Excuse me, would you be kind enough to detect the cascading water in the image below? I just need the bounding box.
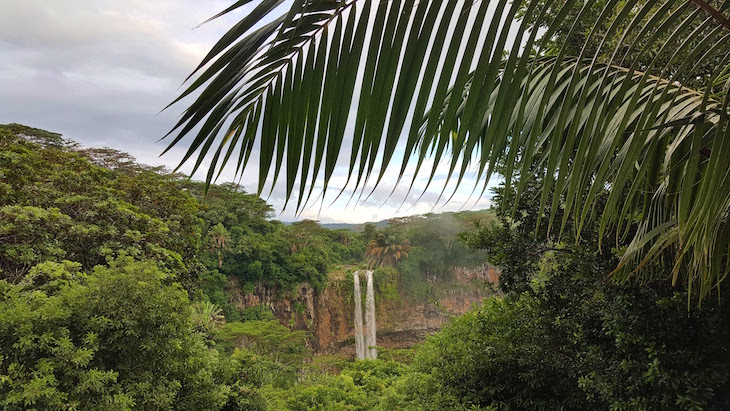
[353,270,377,360]
[365,270,377,359]
[353,271,366,360]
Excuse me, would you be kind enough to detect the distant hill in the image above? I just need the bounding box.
[320,219,390,232]
[317,209,495,232]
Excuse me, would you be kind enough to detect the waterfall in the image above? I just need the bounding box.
[353,270,377,360]
[365,270,377,359]
[353,271,365,360]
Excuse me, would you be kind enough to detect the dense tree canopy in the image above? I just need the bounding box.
[0,258,233,410]
[0,124,376,409]
[388,179,730,410]
[0,126,200,286]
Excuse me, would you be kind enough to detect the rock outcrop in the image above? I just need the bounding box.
[226,264,499,354]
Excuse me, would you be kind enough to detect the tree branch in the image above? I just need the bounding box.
[691,0,730,30]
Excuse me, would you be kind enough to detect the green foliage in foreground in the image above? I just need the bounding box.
[386,181,730,410]
[262,360,407,411]
[400,280,730,410]
[256,279,730,411]
[0,257,264,411]
[5,123,730,409]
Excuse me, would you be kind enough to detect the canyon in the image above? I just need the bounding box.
[226,264,500,354]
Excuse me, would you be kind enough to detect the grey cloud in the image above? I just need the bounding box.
[0,0,493,223]
[0,0,236,148]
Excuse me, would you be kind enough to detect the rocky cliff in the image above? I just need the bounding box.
[226,264,500,355]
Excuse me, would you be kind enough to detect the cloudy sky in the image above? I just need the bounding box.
[0,0,497,223]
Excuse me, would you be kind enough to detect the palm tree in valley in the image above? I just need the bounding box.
[191,301,226,335]
[167,0,730,301]
[209,223,230,269]
[366,233,412,268]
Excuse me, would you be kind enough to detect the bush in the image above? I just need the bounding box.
[0,257,258,410]
[262,360,406,411]
[401,275,730,410]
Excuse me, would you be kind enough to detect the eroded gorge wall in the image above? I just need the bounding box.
[227,264,500,354]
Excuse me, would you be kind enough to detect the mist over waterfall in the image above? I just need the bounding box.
[353,272,365,360]
[365,270,377,359]
[353,270,377,360]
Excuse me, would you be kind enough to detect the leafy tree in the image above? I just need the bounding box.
[0,257,241,410]
[169,0,730,301]
[262,360,406,411]
[0,123,70,148]
[182,181,275,232]
[396,211,492,280]
[399,277,730,410]
[76,146,167,174]
[326,228,367,263]
[284,220,324,253]
[217,350,268,411]
[0,130,201,286]
[216,320,311,387]
[460,179,617,294]
[186,182,362,294]
[361,223,378,242]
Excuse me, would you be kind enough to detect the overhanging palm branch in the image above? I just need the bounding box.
[432,57,729,299]
[167,0,730,300]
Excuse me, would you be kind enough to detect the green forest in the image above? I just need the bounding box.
[4,0,730,409]
[1,124,487,409]
[3,121,730,410]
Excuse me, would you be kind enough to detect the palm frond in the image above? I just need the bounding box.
[169,0,730,300]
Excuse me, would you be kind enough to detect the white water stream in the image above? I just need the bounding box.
[353,270,377,359]
[365,270,377,359]
[353,271,366,360]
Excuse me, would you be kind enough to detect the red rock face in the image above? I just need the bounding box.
[226,264,500,353]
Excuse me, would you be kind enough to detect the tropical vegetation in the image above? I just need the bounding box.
[168,0,730,302]
[365,234,412,268]
[5,0,730,408]
[0,124,487,409]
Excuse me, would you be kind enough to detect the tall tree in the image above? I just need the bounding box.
[168,0,730,300]
[208,223,230,269]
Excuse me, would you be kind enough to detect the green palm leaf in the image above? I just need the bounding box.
[168,0,730,301]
